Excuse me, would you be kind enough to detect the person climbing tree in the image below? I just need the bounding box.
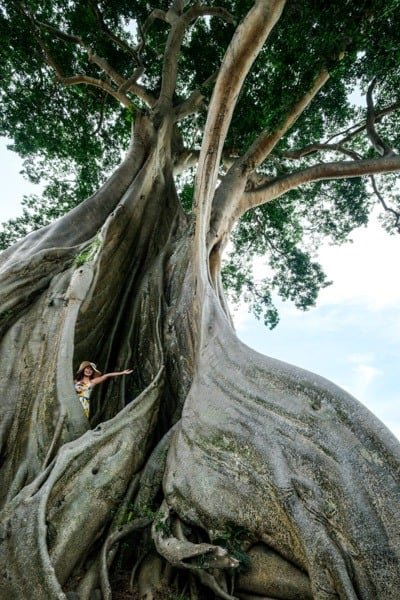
[75,361,133,418]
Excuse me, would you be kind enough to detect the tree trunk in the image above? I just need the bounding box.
[1,114,400,600]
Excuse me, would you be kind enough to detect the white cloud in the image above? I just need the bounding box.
[340,352,382,400]
[0,137,45,224]
[231,300,252,332]
[334,352,384,403]
[318,221,400,310]
[347,352,376,365]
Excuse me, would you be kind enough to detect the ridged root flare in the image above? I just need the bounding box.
[0,115,400,600]
[163,288,400,600]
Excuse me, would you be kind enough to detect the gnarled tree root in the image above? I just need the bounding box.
[0,368,163,600]
[153,500,239,600]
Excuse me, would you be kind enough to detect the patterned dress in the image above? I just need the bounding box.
[74,380,93,418]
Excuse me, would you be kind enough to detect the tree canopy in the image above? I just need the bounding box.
[2,2,400,599]
[1,0,400,326]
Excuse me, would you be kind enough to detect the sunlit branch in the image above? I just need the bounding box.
[208,66,329,248]
[194,0,287,253]
[157,4,233,111]
[157,20,187,108]
[59,75,133,108]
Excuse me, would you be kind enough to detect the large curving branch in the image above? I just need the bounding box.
[238,69,330,174]
[21,5,153,107]
[366,78,394,156]
[275,99,400,163]
[207,68,329,248]
[193,0,287,258]
[58,75,133,108]
[240,154,400,215]
[157,3,234,112]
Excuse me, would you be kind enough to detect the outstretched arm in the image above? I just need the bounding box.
[91,369,133,387]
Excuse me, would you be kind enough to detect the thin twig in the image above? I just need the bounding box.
[325,101,400,145]
[370,175,400,233]
[88,0,139,59]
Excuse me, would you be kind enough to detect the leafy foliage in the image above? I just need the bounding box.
[1,0,400,324]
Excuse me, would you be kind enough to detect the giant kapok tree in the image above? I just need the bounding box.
[1,0,400,598]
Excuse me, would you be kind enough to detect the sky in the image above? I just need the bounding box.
[1,136,399,440]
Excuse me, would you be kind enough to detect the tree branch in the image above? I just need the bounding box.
[174,71,219,120]
[193,0,287,255]
[277,99,400,167]
[241,155,400,214]
[58,75,133,108]
[21,5,151,107]
[87,0,158,108]
[118,72,156,107]
[239,69,330,174]
[88,0,139,60]
[157,4,234,111]
[142,8,167,34]
[370,176,400,233]
[15,3,67,78]
[325,101,400,145]
[35,19,126,87]
[208,66,329,249]
[34,19,81,44]
[366,78,394,156]
[281,142,361,161]
[173,149,200,174]
[184,5,235,24]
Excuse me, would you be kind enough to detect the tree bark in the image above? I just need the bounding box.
[1,111,400,600]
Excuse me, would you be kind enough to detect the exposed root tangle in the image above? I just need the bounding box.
[152,501,239,600]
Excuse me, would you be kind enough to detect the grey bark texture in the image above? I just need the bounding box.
[0,76,400,600]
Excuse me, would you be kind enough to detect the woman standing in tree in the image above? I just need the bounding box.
[75,361,133,418]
